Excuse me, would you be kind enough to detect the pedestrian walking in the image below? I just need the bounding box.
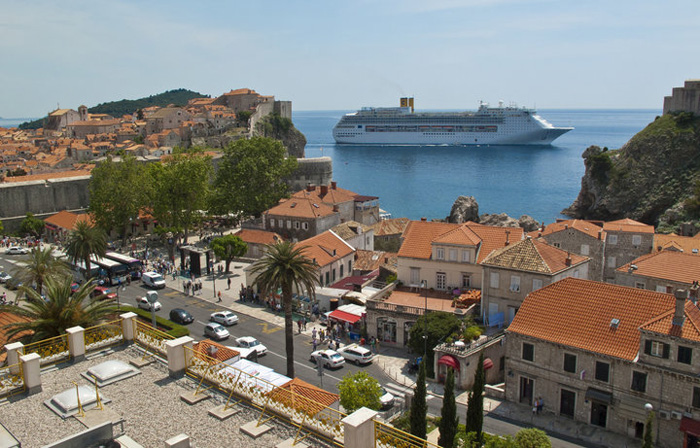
[312,328,317,340]
[297,320,302,334]
[227,278,231,290]
[312,338,318,351]
[217,291,222,302]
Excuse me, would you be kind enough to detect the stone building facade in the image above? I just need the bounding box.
[602,219,655,281]
[614,250,700,294]
[535,219,606,281]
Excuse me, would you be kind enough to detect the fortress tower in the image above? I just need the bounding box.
[663,79,700,115]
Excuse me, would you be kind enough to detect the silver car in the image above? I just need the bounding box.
[310,349,345,369]
[136,296,162,311]
[210,311,239,326]
[204,323,230,341]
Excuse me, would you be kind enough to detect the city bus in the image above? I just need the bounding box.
[68,260,100,283]
[105,251,143,279]
[90,255,130,286]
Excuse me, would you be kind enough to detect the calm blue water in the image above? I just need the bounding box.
[292,109,660,223]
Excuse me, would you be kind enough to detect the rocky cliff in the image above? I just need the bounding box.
[446,195,540,231]
[563,112,700,229]
[255,114,307,158]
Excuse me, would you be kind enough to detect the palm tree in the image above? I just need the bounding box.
[1,276,117,343]
[15,246,69,296]
[249,241,318,378]
[65,220,107,279]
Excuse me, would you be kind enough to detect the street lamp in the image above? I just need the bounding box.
[421,280,428,358]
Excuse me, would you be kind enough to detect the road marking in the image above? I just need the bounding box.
[267,350,343,382]
[164,291,179,297]
[257,322,282,334]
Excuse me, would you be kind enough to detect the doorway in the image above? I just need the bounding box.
[590,401,607,428]
[559,389,575,418]
[519,376,534,405]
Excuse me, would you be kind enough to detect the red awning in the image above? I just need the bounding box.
[483,358,494,370]
[681,417,700,436]
[438,355,460,370]
[329,310,362,324]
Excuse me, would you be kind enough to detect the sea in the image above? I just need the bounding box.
[292,109,661,224]
[2,110,660,224]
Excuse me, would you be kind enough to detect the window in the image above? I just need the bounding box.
[319,274,323,286]
[302,222,309,230]
[595,361,610,382]
[645,340,670,359]
[656,285,668,293]
[435,247,445,260]
[340,265,344,278]
[532,278,543,291]
[410,268,420,285]
[294,221,300,229]
[462,251,471,262]
[563,353,577,373]
[490,272,500,289]
[678,346,692,365]
[632,235,642,246]
[522,343,534,362]
[694,387,700,408]
[332,268,336,282]
[461,274,471,289]
[607,256,616,268]
[269,218,275,227]
[325,272,329,285]
[348,260,352,273]
[510,275,521,293]
[581,244,590,256]
[608,234,618,245]
[287,220,292,229]
[449,249,457,261]
[552,242,561,248]
[436,272,446,290]
[635,282,645,289]
[631,371,647,393]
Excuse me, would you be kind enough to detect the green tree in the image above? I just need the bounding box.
[1,276,117,342]
[249,241,318,377]
[337,371,382,413]
[149,150,212,243]
[514,428,551,448]
[408,311,461,377]
[438,368,458,448]
[19,213,45,237]
[65,220,107,279]
[210,235,248,272]
[466,352,485,444]
[410,361,428,439]
[0,219,4,234]
[15,247,69,296]
[211,137,298,219]
[642,411,654,448]
[89,155,151,245]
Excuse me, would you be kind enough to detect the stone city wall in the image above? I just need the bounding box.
[663,79,700,115]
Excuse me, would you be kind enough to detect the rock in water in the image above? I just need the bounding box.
[447,196,479,223]
[479,213,520,228]
[518,215,540,232]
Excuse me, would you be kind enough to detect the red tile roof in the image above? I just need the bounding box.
[508,278,676,360]
[639,301,700,341]
[264,197,336,219]
[482,237,588,274]
[531,219,605,240]
[44,210,94,231]
[603,218,654,234]
[0,312,31,363]
[654,233,700,254]
[617,250,700,284]
[398,221,459,260]
[299,230,355,268]
[292,184,358,206]
[268,377,338,415]
[2,169,92,183]
[234,229,283,246]
[193,339,240,363]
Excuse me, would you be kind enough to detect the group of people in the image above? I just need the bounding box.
[533,397,545,415]
[239,285,260,304]
[1,237,42,248]
[182,279,203,296]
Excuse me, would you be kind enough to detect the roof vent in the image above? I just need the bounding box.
[610,318,620,329]
[694,249,699,254]
[290,202,297,208]
[313,204,319,208]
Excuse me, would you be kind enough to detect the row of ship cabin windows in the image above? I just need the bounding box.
[435,248,472,263]
[522,340,693,393]
[268,218,309,231]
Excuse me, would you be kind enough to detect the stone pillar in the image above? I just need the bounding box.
[5,342,24,374]
[164,434,190,448]
[20,353,42,395]
[66,326,86,362]
[120,312,138,342]
[342,407,378,448]
[166,336,194,378]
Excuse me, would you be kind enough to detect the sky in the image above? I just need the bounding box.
[2,0,699,117]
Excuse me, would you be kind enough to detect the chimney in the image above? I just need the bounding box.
[320,185,329,195]
[565,252,572,266]
[673,289,688,327]
[306,184,315,192]
[421,217,427,222]
[537,231,542,238]
[690,281,699,304]
[331,181,337,190]
[505,230,510,246]
[384,257,389,264]
[564,224,569,230]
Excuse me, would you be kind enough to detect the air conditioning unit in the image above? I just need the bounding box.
[672,411,683,420]
[659,410,671,420]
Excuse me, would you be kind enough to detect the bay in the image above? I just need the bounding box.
[292,109,661,223]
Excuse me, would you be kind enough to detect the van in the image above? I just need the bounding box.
[142,271,166,289]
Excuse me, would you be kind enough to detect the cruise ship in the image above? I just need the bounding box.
[333,98,573,146]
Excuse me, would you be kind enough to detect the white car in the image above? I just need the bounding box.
[204,323,230,341]
[336,344,375,365]
[310,349,345,369]
[0,272,11,283]
[210,311,239,326]
[235,336,267,356]
[5,246,28,255]
[380,387,395,409]
[142,271,166,289]
[136,296,162,311]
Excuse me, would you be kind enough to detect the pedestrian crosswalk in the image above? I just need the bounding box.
[383,382,411,405]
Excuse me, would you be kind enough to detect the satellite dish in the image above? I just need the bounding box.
[146,291,158,303]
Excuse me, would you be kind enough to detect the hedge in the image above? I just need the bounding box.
[120,306,190,338]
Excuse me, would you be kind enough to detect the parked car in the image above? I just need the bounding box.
[204,323,230,341]
[379,387,395,409]
[136,296,162,311]
[141,271,166,289]
[6,277,22,291]
[210,311,239,326]
[310,349,345,369]
[5,246,28,255]
[169,308,194,324]
[91,285,117,301]
[0,272,11,283]
[336,344,375,365]
[234,336,267,356]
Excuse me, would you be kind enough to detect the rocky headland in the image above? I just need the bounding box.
[446,195,540,232]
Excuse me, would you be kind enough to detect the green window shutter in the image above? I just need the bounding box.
[663,343,670,359]
[644,340,652,355]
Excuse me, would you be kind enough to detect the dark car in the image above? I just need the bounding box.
[169,308,194,325]
[6,277,22,291]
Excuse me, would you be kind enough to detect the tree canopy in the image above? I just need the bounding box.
[438,367,458,448]
[337,371,382,413]
[65,220,108,277]
[15,247,68,296]
[408,311,461,377]
[19,213,45,237]
[210,234,248,272]
[211,137,297,219]
[410,360,428,439]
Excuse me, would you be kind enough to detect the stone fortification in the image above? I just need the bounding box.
[663,79,700,115]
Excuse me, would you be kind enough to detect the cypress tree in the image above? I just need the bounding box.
[642,411,654,448]
[410,360,428,440]
[438,368,458,448]
[466,352,485,443]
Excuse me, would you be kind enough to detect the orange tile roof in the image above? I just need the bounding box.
[397,221,459,259]
[193,339,240,363]
[482,237,588,274]
[531,219,605,240]
[267,377,338,415]
[44,210,94,230]
[2,169,92,183]
[384,289,455,312]
[603,218,654,234]
[432,225,481,246]
[507,278,675,360]
[368,217,410,237]
[234,229,283,245]
[617,251,700,284]
[264,197,337,219]
[654,233,700,254]
[291,184,358,206]
[223,88,258,96]
[299,230,354,267]
[639,300,700,341]
[0,312,31,363]
[353,250,397,272]
[465,223,524,263]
